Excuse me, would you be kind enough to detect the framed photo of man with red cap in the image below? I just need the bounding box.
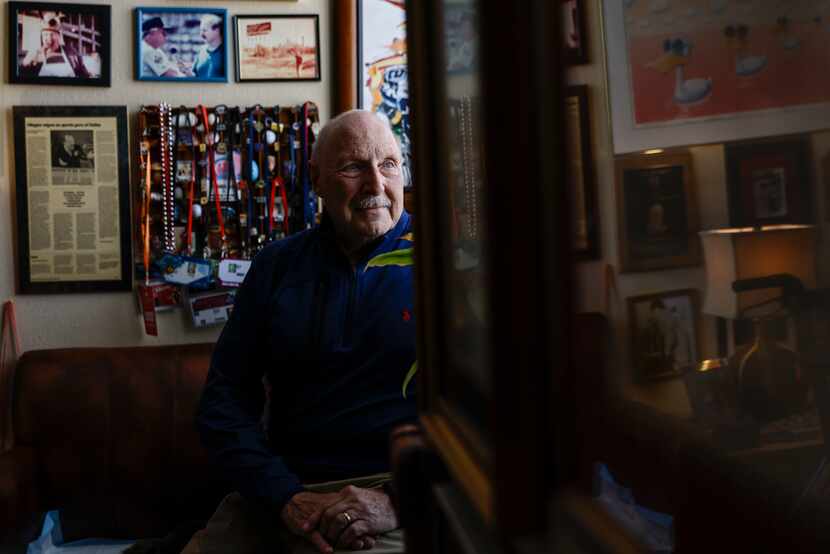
[8,1,111,86]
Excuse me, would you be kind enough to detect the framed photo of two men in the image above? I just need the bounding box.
[135,7,228,82]
[8,1,111,86]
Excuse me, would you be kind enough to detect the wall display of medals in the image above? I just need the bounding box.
[135,102,320,335]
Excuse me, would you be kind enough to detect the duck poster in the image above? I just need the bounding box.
[603,0,830,153]
[358,0,411,187]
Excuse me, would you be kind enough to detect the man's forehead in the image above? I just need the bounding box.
[326,117,400,162]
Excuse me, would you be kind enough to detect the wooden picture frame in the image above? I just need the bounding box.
[8,1,111,87]
[566,85,599,259]
[562,0,587,65]
[628,288,700,382]
[135,7,228,82]
[601,0,830,154]
[233,14,320,82]
[615,151,701,273]
[725,135,813,227]
[404,0,571,536]
[13,106,132,294]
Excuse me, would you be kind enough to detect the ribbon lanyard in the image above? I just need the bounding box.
[187,109,198,256]
[263,115,274,237]
[287,115,297,194]
[301,102,314,229]
[270,108,288,237]
[254,108,266,240]
[229,108,246,253]
[142,137,152,285]
[199,104,226,253]
[247,109,256,246]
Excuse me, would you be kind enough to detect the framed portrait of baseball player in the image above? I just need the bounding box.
[8,1,111,86]
[135,7,228,82]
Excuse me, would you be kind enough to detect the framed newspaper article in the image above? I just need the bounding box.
[13,106,131,294]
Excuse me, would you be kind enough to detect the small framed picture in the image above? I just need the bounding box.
[566,85,599,259]
[725,135,813,227]
[562,0,587,65]
[615,151,701,273]
[8,1,111,86]
[628,289,700,382]
[13,106,132,294]
[233,14,321,82]
[135,7,228,82]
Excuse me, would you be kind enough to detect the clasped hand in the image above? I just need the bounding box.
[281,485,398,552]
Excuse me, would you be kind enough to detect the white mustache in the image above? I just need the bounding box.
[353,196,391,209]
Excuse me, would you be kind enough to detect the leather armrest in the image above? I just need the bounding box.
[0,446,41,544]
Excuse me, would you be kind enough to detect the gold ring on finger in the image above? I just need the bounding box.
[341,511,352,525]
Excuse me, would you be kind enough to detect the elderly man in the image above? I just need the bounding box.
[54,134,82,168]
[184,110,414,554]
[140,17,185,78]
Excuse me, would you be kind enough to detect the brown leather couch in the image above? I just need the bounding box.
[0,343,229,546]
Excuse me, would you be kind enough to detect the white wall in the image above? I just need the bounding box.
[569,0,830,391]
[0,0,332,352]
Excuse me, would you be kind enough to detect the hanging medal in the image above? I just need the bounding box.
[300,102,315,229]
[186,110,198,256]
[199,105,227,259]
[254,107,267,248]
[230,107,248,255]
[286,109,300,233]
[269,109,288,239]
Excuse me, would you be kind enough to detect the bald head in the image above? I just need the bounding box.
[310,110,405,258]
[311,109,401,166]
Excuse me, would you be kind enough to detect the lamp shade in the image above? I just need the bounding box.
[699,225,817,318]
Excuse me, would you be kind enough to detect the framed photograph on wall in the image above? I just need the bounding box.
[8,1,111,86]
[628,289,700,382]
[615,151,701,273]
[725,135,813,227]
[233,14,320,82]
[13,106,132,294]
[601,0,830,154]
[562,0,587,65]
[135,7,227,82]
[566,85,599,259]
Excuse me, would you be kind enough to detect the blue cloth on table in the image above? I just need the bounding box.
[27,510,135,554]
[594,463,675,553]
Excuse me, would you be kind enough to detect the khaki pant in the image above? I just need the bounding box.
[181,474,404,554]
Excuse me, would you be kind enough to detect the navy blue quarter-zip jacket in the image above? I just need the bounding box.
[197,211,417,513]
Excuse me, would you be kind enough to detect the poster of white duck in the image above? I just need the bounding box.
[603,0,830,153]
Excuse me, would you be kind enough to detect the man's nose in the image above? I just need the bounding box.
[362,165,385,195]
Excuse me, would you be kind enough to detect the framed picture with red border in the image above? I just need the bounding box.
[725,135,813,227]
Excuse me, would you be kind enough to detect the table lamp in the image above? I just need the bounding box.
[699,224,817,422]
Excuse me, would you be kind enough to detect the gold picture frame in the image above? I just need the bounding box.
[615,151,701,273]
[627,288,700,382]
